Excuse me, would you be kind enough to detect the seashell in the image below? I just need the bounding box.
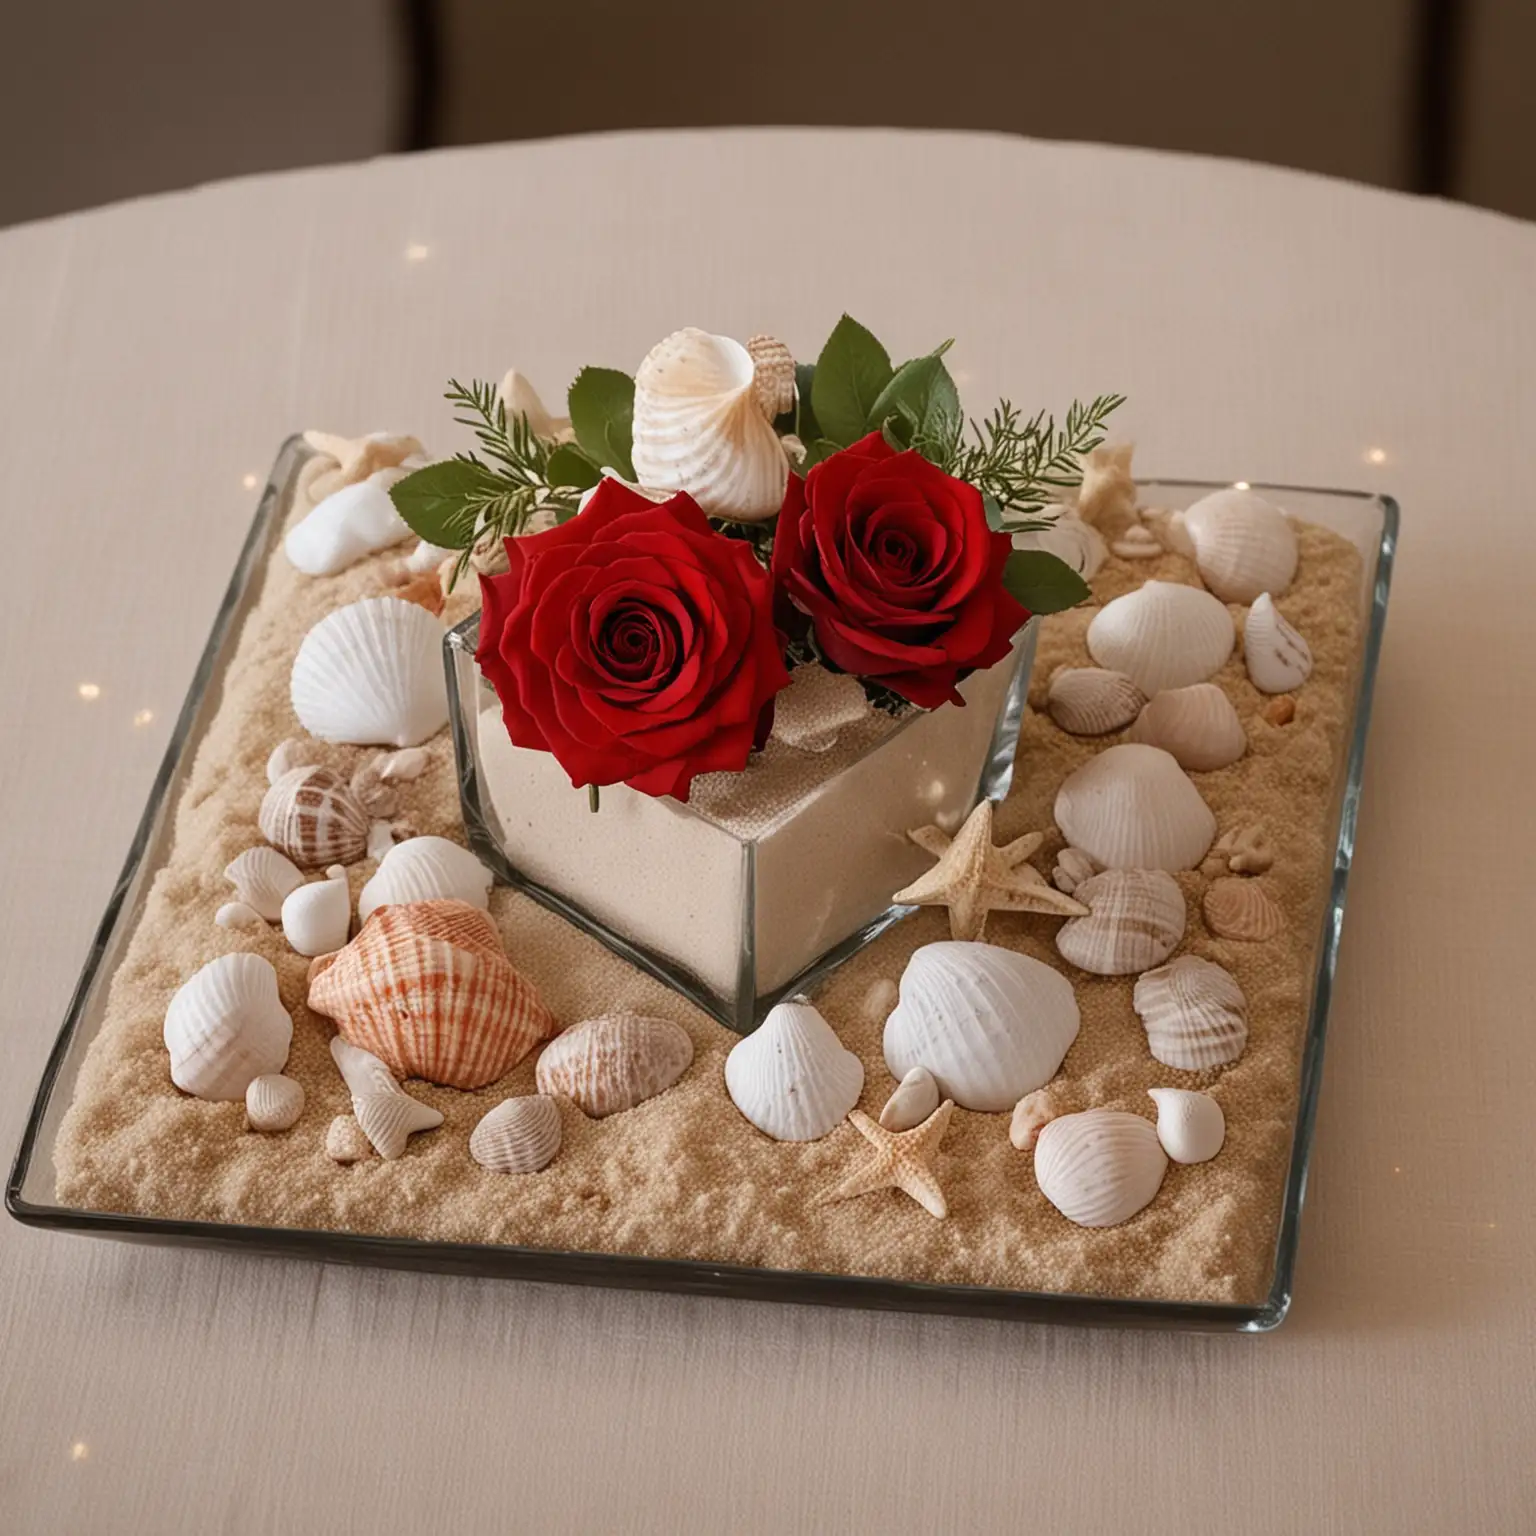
[1052,846,1099,895]
[1168,488,1298,604]
[1054,869,1186,976]
[1133,955,1249,1071]
[357,836,492,924]
[883,941,1079,1113]
[1034,1109,1168,1227]
[376,746,430,782]
[404,538,454,576]
[499,369,571,441]
[325,1114,373,1163]
[393,569,446,617]
[1009,1087,1059,1151]
[224,846,304,920]
[630,328,790,523]
[280,866,351,957]
[329,1036,403,1100]
[1127,683,1246,771]
[366,820,396,861]
[1244,593,1313,694]
[1263,695,1296,727]
[284,478,410,577]
[1203,877,1285,941]
[259,765,371,869]
[536,1012,694,1118]
[290,595,449,748]
[352,1090,443,1160]
[265,737,314,787]
[1054,743,1217,872]
[1046,668,1145,736]
[879,1065,941,1132]
[164,953,292,1101]
[1073,443,1139,536]
[303,430,423,491]
[861,976,899,1023]
[724,997,864,1141]
[1147,1087,1225,1164]
[1111,524,1162,560]
[1013,513,1107,580]
[470,1095,563,1174]
[308,899,556,1089]
[746,334,796,419]
[246,1073,305,1132]
[215,901,266,931]
[1087,580,1235,695]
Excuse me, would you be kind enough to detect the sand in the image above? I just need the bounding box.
[52,457,1365,1306]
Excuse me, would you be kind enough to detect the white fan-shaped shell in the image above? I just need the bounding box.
[225,846,304,920]
[1046,668,1146,736]
[1054,743,1217,871]
[1013,512,1107,580]
[1087,581,1235,694]
[290,595,448,748]
[357,836,493,924]
[1133,955,1249,1070]
[725,998,864,1141]
[1034,1109,1168,1227]
[164,953,292,1101]
[630,328,790,522]
[1054,869,1186,976]
[1170,488,1298,603]
[1127,683,1246,771]
[280,868,351,957]
[246,1073,305,1132]
[883,941,1080,1113]
[284,479,410,577]
[1147,1087,1225,1163]
[470,1096,563,1174]
[1244,593,1313,694]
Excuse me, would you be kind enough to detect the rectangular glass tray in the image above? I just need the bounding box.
[7,437,1397,1332]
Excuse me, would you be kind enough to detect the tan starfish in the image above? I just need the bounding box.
[894,799,1087,940]
[302,429,423,488]
[821,1101,956,1218]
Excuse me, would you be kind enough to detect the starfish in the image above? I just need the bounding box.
[821,1101,956,1218]
[302,429,423,488]
[894,799,1087,940]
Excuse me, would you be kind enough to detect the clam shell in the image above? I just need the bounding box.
[470,1096,563,1174]
[1127,683,1246,771]
[1013,513,1107,580]
[308,899,556,1089]
[1034,1109,1168,1227]
[358,836,494,924]
[1053,743,1217,872]
[280,867,351,958]
[1087,580,1235,694]
[724,997,864,1141]
[536,1012,694,1118]
[630,328,790,522]
[290,595,449,748]
[225,845,304,920]
[284,479,410,577]
[746,334,796,419]
[352,1089,443,1159]
[245,1073,305,1132]
[1054,869,1186,976]
[325,1114,373,1163]
[1110,524,1162,560]
[1203,877,1285,941]
[1148,1087,1225,1163]
[1243,593,1313,694]
[259,765,371,869]
[883,941,1080,1113]
[1009,1087,1059,1151]
[1133,955,1248,1071]
[878,1065,941,1132]
[1170,488,1298,603]
[164,953,292,1101]
[1046,668,1146,736]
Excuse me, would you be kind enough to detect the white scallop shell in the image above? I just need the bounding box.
[470,1096,563,1174]
[1133,955,1249,1071]
[284,479,410,577]
[1046,668,1146,736]
[1053,743,1218,871]
[1087,580,1235,694]
[630,328,790,522]
[1203,877,1285,941]
[1147,1087,1225,1163]
[1244,593,1313,694]
[1034,1109,1168,1227]
[1127,683,1246,771]
[164,953,292,1101]
[280,867,351,958]
[1013,512,1106,580]
[358,836,493,924]
[290,595,449,748]
[883,941,1080,1113]
[1054,869,1186,976]
[215,901,266,931]
[1169,488,1298,603]
[724,997,864,1141]
[245,1073,305,1132]
[224,846,304,921]
[878,1065,941,1132]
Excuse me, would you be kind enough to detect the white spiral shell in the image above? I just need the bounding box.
[164,953,293,1101]
[724,997,864,1141]
[1034,1109,1168,1227]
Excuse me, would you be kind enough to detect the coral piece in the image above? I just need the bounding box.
[1073,443,1139,536]
[324,1115,373,1164]
[1009,1088,1059,1151]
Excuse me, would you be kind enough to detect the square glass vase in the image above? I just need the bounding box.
[446,616,1039,1032]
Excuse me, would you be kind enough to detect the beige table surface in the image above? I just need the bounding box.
[1,129,1531,1534]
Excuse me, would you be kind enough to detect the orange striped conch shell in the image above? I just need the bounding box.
[306,899,556,1089]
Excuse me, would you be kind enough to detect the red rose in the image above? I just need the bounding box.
[770,432,1028,709]
[477,480,789,801]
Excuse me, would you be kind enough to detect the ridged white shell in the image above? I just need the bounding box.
[1013,512,1107,580]
[1127,683,1246,771]
[245,1073,305,1132]
[883,941,1080,1113]
[164,953,292,1101]
[1053,743,1217,871]
[630,328,790,522]
[536,1013,695,1118]
[284,479,410,577]
[1133,955,1249,1070]
[352,1089,443,1159]
[470,1096,563,1174]
[290,595,449,748]
[329,1035,401,1100]
[1054,869,1186,976]
[1034,1109,1168,1227]
[1046,668,1146,736]
[724,997,864,1141]
[1244,593,1313,694]
[1203,877,1285,941]
[1148,1087,1225,1163]
[878,1065,941,1132]
[280,867,351,957]
[224,846,304,920]
[1169,488,1298,603]
[1087,581,1235,694]
[357,836,493,924]
[215,901,265,931]
[1052,847,1099,895]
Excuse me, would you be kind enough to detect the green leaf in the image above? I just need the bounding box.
[811,315,892,447]
[801,437,843,471]
[567,366,636,479]
[545,442,602,490]
[1000,549,1091,616]
[867,348,961,464]
[794,362,821,443]
[388,461,504,549]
